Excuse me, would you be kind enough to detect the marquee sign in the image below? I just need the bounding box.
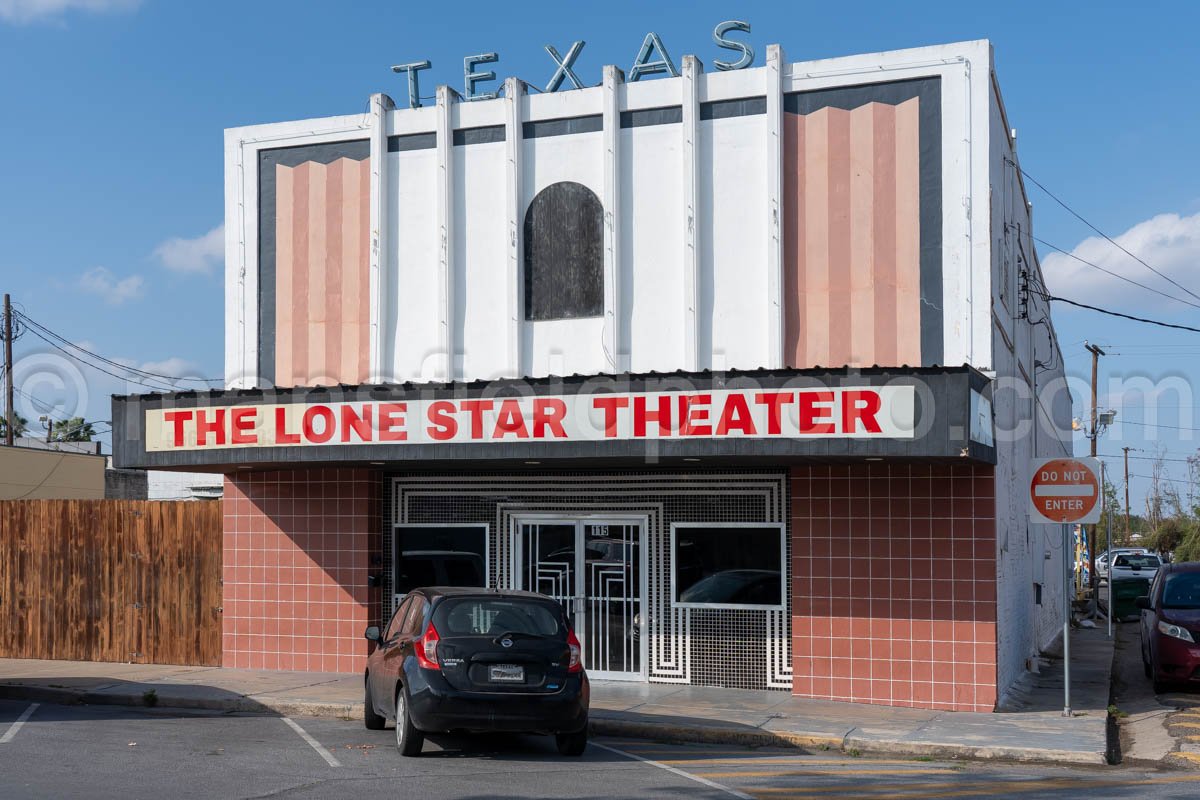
[145,386,915,453]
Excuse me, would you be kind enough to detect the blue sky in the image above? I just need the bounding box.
[1,0,1198,511]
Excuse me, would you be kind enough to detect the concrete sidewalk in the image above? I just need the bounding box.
[0,628,1114,766]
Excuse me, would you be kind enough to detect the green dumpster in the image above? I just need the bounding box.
[1110,577,1151,620]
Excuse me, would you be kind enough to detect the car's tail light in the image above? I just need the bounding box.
[566,629,583,673]
[415,622,441,670]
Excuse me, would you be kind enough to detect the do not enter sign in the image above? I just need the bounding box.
[1029,457,1101,524]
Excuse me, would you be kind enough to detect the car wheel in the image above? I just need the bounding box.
[363,677,386,731]
[394,688,424,756]
[555,725,588,757]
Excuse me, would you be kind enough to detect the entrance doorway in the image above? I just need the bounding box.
[515,517,646,681]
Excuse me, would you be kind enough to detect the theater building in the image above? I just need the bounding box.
[112,39,1072,711]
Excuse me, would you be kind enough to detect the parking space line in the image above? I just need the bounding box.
[592,741,753,799]
[0,703,39,744]
[281,717,341,767]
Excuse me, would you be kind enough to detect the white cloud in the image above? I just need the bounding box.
[1042,211,1200,310]
[153,224,224,274]
[138,356,205,380]
[78,266,145,305]
[0,0,140,24]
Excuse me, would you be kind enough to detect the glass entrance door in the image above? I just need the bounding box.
[518,518,644,681]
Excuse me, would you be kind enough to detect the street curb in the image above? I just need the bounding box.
[591,716,1107,766]
[0,683,1108,766]
[589,716,844,751]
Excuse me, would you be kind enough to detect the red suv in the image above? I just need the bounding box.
[1137,563,1200,693]
[364,587,589,756]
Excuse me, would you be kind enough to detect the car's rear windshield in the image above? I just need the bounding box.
[1114,554,1160,568]
[1163,573,1200,610]
[434,598,563,638]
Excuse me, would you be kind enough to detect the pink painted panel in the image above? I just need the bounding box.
[783,99,923,369]
[273,157,371,387]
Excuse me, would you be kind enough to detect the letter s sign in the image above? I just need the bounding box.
[712,20,754,71]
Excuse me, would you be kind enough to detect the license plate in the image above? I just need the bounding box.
[488,664,525,683]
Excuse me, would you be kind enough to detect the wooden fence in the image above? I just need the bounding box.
[0,500,222,666]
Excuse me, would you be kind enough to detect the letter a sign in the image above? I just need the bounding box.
[1028,457,1101,524]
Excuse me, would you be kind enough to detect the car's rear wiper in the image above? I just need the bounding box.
[491,631,553,644]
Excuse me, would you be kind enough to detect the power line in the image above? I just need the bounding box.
[1115,419,1200,432]
[20,325,179,392]
[1019,167,1200,303]
[1039,293,1200,333]
[1100,452,1197,463]
[1033,235,1200,311]
[1130,473,1196,486]
[14,310,221,385]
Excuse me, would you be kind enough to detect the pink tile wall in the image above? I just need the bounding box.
[791,464,998,712]
[222,468,380,673]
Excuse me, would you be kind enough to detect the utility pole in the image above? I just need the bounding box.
[1085,342,1105,587]
[1123,446,1132,545]
[3,294,13,447]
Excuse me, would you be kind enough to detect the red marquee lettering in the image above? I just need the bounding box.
[715,393,756,436]
[678,394,712,436]
[798,391,835,434]
[459,399,494,439]
[195,408,226,446]
[753,392,795,435]
[842,390,882,434]
[426,400,458,441]
[340,404,373,443]
[162,409,193,447]
[494,399,530,439]
[303,405,335,444]
[532,398,567,438]
[633,395,672,437]
[275,408,301,444]
[230,407,258,445]
[592,396,629,438]
[379,403,408,441]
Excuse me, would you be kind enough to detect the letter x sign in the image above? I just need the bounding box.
[545,41,586,92]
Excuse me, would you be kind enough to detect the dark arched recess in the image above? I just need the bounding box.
[523,181,604,321]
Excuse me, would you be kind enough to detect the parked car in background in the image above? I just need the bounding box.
[1110,552,1162,582]
[1137,563,1200,693]
[677,569,782,606]
[363,587,589,757]
[1097,548,1148,581]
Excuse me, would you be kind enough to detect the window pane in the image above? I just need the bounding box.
[395,526,487,593]
[402,599,427,637]
[434,599,563,637]
[385,598,412,640]
[1163,573,1200,609]
[674,525,783,607]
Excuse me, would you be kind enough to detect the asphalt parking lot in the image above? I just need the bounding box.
[1,698,1198,799]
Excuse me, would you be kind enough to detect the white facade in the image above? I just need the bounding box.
[224,39,1008,389]
[986,71,1073,697]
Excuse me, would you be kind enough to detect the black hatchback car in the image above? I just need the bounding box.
[363,587,590,756]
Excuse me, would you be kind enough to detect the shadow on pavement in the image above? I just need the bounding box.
[0,677,293,720]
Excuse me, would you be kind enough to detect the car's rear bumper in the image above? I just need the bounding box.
[406,671,590,734]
